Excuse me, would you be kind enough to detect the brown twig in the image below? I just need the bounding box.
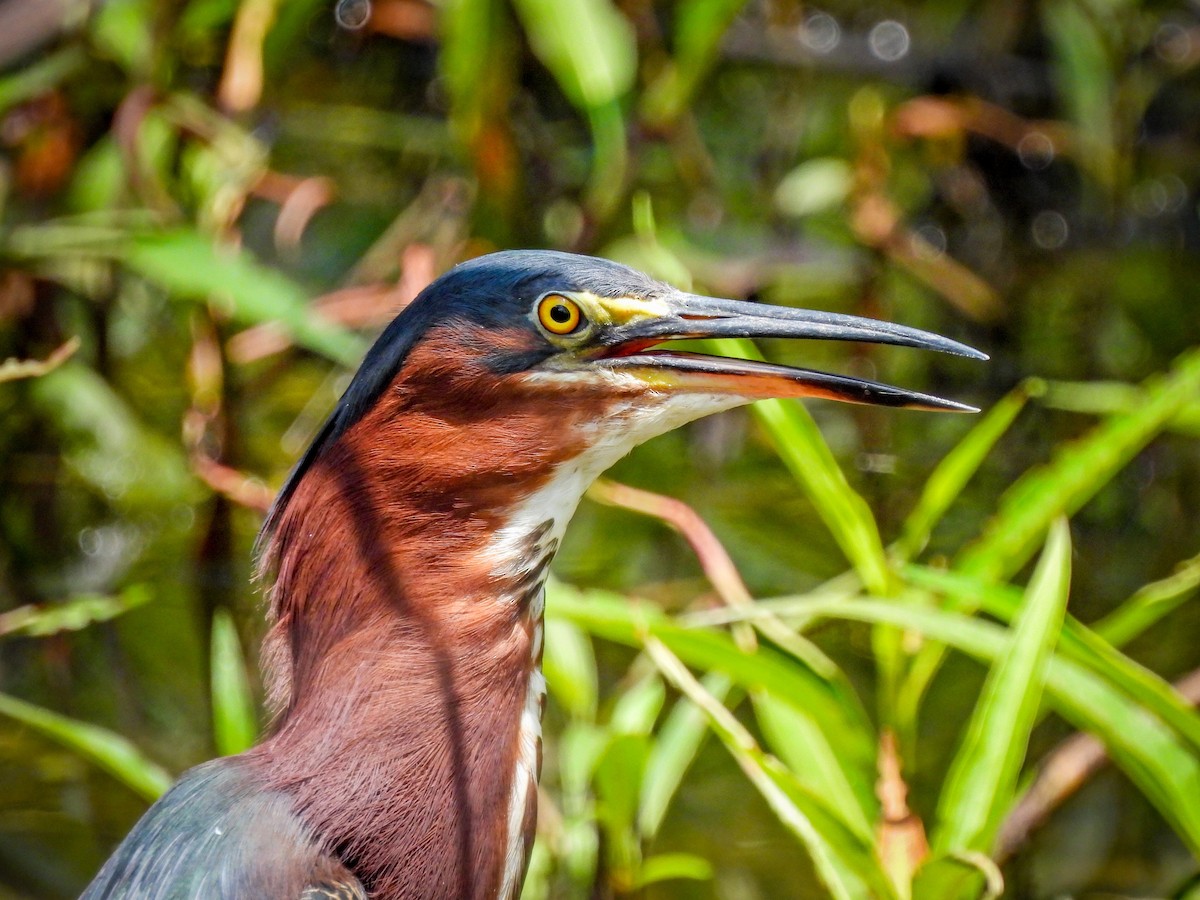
[184,314,273,514]
[190,454,274,513]
[0,335,79,383]
[587,478,752,607]
[219,0,279,113]
[250,171,337,252]
[994,665,1200,862]
[876,729,929,882]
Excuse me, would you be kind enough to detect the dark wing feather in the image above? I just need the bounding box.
[82,758,365,900]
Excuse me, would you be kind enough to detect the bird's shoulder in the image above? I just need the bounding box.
[81,757,366,900]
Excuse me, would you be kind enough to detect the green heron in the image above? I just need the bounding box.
[83,250,983,899]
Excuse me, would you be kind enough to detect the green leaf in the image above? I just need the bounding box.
[933,519,1072,854]
[123,229,366,366]
[0,585,152,638]
[638,674,729,838]
[609,671,665,735]
[904,564,1200,756]
[508,0,634,215]
[29,363,199,509]
[640,0,750,125]
[1094,551,1200,647]
[510,0,636,109]
[912,852,1004,900]
[634,852,713,885]
[0,693,172,801]
[754,692,875,839]
[1040,379,1200,437]
[543,617,599,719]
[547,581,879,843]
[747,595,1200,855]
[957,348,1200,583]
[0,47,85,115]
[644,637,896,900]
[211,609,258,757]
[1043,0,1116,187]
[775,158,854,219]
[91,0,156,77]
[594,732,650,833]
[897,380,1037,559]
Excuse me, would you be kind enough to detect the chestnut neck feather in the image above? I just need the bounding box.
[249,331,638,899]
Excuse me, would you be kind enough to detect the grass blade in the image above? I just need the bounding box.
[932,519,1072,854]
[1094,551,1200,646]
[904,564,1200,755]
[547,581,880,832]
[639,673,730,838]
[0,585,151,638]
[732,596,1200,855]
[210,609,258,757]
[957,348,1200,582]
[644,637,896,900]
[754,692,876,837]
[640,0,750,126]
[897,380,1037,559]
[124,229,366,366]
[0,693,172,801]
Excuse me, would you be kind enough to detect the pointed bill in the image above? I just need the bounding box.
[590,292,986,411]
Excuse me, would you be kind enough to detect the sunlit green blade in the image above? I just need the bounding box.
[754,693,876,838]
[510,0,635,110]
[593,731,649,872]
[0,693,172,801]
[1040,380,1200,436]
[546,581,879,835]
[0,585,151,638]
[957,347,1200,582]
[912,852,1004,900]
[894,350,1200,740]
[510,0,634,213]
[640,0,750,126]
[1044,0,1115,187]
[932,519,1072,854]
[639,674,730,838]
[709,338,890,595]
[30,363,199,508]
[210,609,258,757]
[634,853,713,887]
[609,671,666,735]
[1094,551,1200,647]
[645,637,896,900]
[746,597,1200,855]
[543,617,599,720]
[124,229,366,366]
[897,381,1036,560]
[904,564,1200,755]
[0,47,85,113]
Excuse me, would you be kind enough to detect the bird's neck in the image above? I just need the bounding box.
[250,383,608,899]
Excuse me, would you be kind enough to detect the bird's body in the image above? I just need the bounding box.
[83,251,982,899]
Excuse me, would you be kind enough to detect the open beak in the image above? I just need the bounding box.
[593,293,987,412]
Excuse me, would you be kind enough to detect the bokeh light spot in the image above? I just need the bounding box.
[868,21,910,62]
[801,13,841,54]
[1031,210,1069,249]
[336,0,372,31]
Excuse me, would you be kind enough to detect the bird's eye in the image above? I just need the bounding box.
[536,294,584,335]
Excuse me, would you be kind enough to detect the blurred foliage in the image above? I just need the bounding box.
[0,0,1198,897]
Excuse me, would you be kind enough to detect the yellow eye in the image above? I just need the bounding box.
[536,294,584,335]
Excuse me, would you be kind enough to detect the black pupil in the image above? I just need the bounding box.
[549,304,573,324]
